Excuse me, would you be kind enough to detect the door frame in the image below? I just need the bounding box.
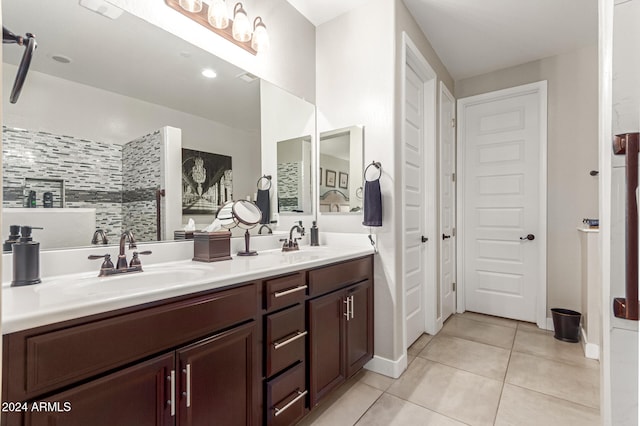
[438,81,456,322]
[400,31,438,356]
[456,81,548,329]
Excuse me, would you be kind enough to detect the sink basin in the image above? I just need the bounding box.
[35,263,213,297]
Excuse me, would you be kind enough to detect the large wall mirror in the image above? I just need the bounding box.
[2,0,315,250]
[318,126,364,213]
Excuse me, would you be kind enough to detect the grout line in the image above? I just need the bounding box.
[507,382,601,412]
[352,391,384,425]
[380,390,474,425]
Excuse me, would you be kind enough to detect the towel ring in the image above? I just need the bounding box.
[257,175,272,190]
[364,161,382,182]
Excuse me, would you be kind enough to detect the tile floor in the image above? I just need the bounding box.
[298,312,600,426]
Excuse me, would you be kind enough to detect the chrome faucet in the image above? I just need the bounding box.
[91,229,109,245]
[117,230,137,269]
[281,221,305,252]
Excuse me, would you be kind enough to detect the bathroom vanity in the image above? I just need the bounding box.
[1,249,374,426]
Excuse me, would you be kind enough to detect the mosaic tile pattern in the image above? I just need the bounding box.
[277,162,300,212]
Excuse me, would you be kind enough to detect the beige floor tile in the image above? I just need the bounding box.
[505,352,599,409]
[418,335,511,380]
[517,321,550,334]
[357,369,396,392]
[407,333,434,356]
[407,354,416,367]
[513,329,599,368]
[355,393,466,426]
[297,381,382,426]
[495,384,600,426]
[459,311,518,328]
[387,357,503,426]
[441,316,516,349]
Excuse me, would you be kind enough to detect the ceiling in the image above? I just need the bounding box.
[2,0,260,131]
[287,0,598,81]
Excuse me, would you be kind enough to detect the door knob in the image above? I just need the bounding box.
[520,234,535,241]
[442,234,451,240]
[421,236,428,243]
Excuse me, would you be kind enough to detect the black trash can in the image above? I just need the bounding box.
[551,308,581,343]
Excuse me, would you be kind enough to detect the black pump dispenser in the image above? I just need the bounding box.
[3,224,21,252]
[310,221,319,246]
[11,226,43,287]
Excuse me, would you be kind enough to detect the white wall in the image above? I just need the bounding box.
[260,80,315,232]
[316,0,396,365]
[2,64,260,225]
[107,0,316,103]
[455,46,599,318]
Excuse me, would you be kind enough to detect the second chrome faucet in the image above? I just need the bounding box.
[88,230,152,277]
[281,221,305,252]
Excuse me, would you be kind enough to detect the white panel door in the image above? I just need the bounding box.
[439,84,456,322]
[404,64,426,346]
[460,83,545,322]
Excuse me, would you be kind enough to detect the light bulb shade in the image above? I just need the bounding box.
[207,0,229,29]
[232,2,252,42]
[251,17,269,53]
[178,0,202,13]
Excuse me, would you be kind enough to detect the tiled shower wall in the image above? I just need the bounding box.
[2,127,123,240]
[3,126,163,244]
[122,130,162,242]
[277,162,300,211]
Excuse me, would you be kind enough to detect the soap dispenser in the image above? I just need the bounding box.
[11,226,43,287]
[310,221,319,246]
[3,225,21,252]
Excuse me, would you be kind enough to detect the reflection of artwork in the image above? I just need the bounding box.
[182,149,232,215]
[339,172,348,189]
[326,169,336,187]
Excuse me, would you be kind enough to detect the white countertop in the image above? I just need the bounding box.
[2,245,374,334]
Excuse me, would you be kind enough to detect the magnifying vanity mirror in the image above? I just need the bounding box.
[318,125,364,213]
[1,0,316,251]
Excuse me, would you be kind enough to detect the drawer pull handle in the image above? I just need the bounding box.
[273,330,308,350]
[274,390,308,417]
[169,370,176,417]
[274,285,308,298]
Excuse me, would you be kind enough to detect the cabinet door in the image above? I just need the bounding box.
[177,321,258,426]
[308,290,346,407]
[346,280,374,377]
[24,353,174,426]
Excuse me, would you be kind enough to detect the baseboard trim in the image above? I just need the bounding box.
[364,354,407,379]
[545,317,554,331]
[580,326,600,360]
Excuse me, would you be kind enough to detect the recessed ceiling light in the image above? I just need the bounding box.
[51,54,72,64]
[201,69,217,79]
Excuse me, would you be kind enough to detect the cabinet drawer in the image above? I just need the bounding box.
[6,283,257,401]
[266,304,306,377]
[308,256,372,297]
[266,362,307,426]
[264,272,307,311]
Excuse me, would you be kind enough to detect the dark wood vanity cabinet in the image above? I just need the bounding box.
[3,255,374,426]
[308,280,373,407]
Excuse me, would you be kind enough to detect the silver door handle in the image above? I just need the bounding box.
[273,331,308,349]
[350,295,354,319]
[274,285,307,298]
[182,364,191,408]
[169,370,176,417]
[344,297,350,320]
[274,390,308,417]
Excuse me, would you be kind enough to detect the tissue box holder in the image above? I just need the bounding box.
[193,231,232,262]
[174,230,195,240]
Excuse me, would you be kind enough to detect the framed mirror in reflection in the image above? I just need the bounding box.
[0,0,313,251]
[318,126,364,214]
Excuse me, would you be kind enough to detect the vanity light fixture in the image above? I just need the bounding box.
[178,0,202,13]
[166,0,269,56]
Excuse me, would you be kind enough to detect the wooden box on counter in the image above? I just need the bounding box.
[174,230,195,240]
[193,231,232,262]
